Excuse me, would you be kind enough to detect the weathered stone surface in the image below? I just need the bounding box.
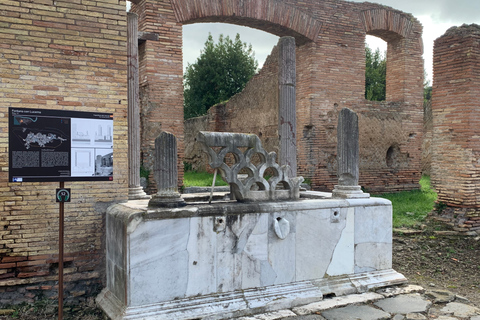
[237,309,297,319]
[425,289,455,304]
[440,302,480,318]
[99,197,400,319]
[293,292,385,315]
[332,108,369,199]
[405,313,426,320]
[374,294,432,314]
[280,315,327,320]
[321,305,390,320]
[377,285,425,298]
[148,132,185,208]
[336,108,359,186]
[278,36,297,177]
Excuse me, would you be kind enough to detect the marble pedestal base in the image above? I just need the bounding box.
[332,185,370,199]
[97,269,406,320]
[97,197,405,320]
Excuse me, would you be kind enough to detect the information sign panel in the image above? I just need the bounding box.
[9,108,113,182]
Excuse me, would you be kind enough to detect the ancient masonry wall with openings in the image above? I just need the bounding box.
[431,24,480,233]
[0,0,129,304]
[0,0,423,304]
[184,42,281,171]
[177,0,424,193]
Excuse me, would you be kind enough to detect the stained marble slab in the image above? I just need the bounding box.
[98,197,403,319]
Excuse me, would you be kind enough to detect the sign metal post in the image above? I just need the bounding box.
[8,107,111,320]
[56,183,70,320]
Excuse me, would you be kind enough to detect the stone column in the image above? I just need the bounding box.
[332,108,369,198]
[127,12,149,200]
[278,36,297,177]
[148,132,186,207]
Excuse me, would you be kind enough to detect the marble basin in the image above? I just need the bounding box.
[97,196,406,319]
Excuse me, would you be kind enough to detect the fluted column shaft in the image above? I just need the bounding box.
[278,37,297,177]
[127,12,148,199]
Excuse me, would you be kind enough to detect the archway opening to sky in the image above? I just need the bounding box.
[183,23,279,73]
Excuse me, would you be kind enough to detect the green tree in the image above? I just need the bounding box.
[423,70,432,103]
[365,45,386,101]
[183,33,258,119]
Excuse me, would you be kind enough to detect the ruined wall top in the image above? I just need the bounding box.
[443,23,480,37]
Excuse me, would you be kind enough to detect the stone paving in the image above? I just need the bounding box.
[235,285,480,320]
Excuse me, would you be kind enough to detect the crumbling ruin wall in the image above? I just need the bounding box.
[184,44,280,172]
[0,1,129,304]
[431,24,480,233]
[183,4,424,193]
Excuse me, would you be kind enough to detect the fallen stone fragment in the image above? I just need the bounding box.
[377,285,425,298]
[440,302,480,318]
[454,294,469,303]
[405,313,426,320]
[425,289,455,303]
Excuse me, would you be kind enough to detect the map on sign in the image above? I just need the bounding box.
[9,108,113,182]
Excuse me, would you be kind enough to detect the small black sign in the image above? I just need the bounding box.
[56,188,71,202]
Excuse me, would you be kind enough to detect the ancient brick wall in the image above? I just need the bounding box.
[0,0,425,304]
[431,24,480,232]
[184,44,280,172]
[182,2,424,193]
[130,0,184,189]
[0,0,129,304]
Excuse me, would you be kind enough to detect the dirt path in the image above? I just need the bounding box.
[392,219,480,306]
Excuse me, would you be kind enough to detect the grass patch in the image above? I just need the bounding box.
[376,175,437,228]
[183,171,437,229]
[183,171,229,187]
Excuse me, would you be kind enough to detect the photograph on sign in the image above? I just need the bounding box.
[9,108,113,182]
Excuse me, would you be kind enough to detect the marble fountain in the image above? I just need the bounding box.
[96,109,406,319]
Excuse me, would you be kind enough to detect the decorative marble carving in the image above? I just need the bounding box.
[196,131,303,201]
[274,217,290,240]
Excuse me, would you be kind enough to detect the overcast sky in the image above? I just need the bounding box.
[180,0,480,83]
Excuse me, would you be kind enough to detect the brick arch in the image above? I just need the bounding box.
[170,0,322,45]
[361,9,415,42]
[360,8,423,102]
